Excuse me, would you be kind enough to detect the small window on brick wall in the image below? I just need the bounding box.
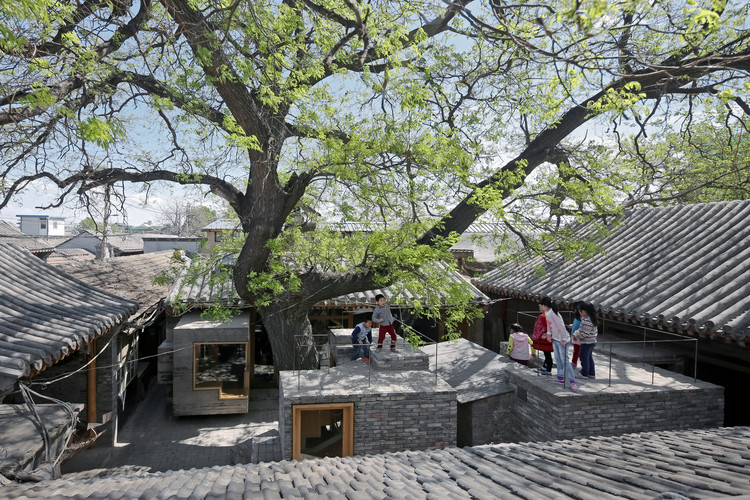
[293,403,353,460]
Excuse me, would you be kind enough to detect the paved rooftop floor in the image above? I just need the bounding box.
[59,343,718,480]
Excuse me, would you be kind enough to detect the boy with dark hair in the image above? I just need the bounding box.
[372,294,398,351]
[351,319,373,362]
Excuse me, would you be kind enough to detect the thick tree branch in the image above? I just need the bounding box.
[417,47,750,245]
[0,168,244,212]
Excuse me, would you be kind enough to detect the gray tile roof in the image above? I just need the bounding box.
[102,233,143,253]
[51,248,96,257]
[0,243,138,392]
[0,219,21,235]
[167,260,490,308]
[201,218,241,231]
[166,259,238,307]
[58,232,144,253]
[0,235,70,253]
[140,234,199,241]
[474,199,750,344]
[52,251,175,318]
[45,248,96,267]
[421,338,514,403]
[3,426,749,498]
[320,262,491,308]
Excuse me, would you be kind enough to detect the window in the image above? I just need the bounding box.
[293,403,353,460]
[40,220,47,230]
[193,342,249,399]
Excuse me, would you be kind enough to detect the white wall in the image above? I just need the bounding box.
[18,216,66,236]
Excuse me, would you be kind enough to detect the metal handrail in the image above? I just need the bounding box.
[291,321,442,388]
[516,310,699,386]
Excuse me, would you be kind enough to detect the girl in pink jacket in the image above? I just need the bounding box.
[506,323,536,365]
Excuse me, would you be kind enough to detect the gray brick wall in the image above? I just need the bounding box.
[279,372,456,460]
[507,372,724,443]
[458,392,516,447]
[172,312,251,416]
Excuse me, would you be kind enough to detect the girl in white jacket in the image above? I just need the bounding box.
[540,296,578,392]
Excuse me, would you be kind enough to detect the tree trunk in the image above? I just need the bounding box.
[259,299,319,371]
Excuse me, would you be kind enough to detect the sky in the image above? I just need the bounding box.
[0,179,207,229]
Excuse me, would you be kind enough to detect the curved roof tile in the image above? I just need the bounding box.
[0,243,139,391]
[2,427,749,498]
[168,260,489,309]
[474,200,750,343]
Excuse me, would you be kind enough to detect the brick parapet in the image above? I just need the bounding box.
[506,371,724,443]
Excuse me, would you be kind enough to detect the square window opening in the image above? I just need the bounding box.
[193,342,249,399]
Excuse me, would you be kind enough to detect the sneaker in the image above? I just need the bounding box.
[551,377,564,384]
[570,382,579,392]
[538,368,550,375]
[589,374,596,379]
[578,374,588,379]
[362,358,370,363]
[390,348,398,352]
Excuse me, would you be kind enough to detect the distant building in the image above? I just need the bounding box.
[56,231,144,257]
[16,214,66,236]
[142,234,200,254]
[201,218,241,250]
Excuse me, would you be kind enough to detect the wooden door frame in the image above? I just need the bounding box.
[292,403,354,460]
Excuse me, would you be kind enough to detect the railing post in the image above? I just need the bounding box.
[651,340,656,385]
[296,334,301,390]
[694,339,698,383]
[435,341,439,387]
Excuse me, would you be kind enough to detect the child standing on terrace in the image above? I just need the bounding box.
[540,296,578,392]
[372,294,398,351]
[532,306,554,375]
[569,301,583,369]
[574,302,598,379]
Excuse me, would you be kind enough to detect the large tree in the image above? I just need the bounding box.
[2,0,750,368]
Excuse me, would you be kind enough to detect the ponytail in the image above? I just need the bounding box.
[582,302,598,327]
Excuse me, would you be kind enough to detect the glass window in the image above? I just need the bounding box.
[193,342,248,399]
[293,403,353,460]
[40,220,47,230]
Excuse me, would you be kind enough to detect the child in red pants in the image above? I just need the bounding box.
[372,294,397,350]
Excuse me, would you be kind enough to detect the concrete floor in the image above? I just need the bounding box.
[61,382,280,480]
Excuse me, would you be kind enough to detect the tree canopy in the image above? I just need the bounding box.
[2,0,750,368]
